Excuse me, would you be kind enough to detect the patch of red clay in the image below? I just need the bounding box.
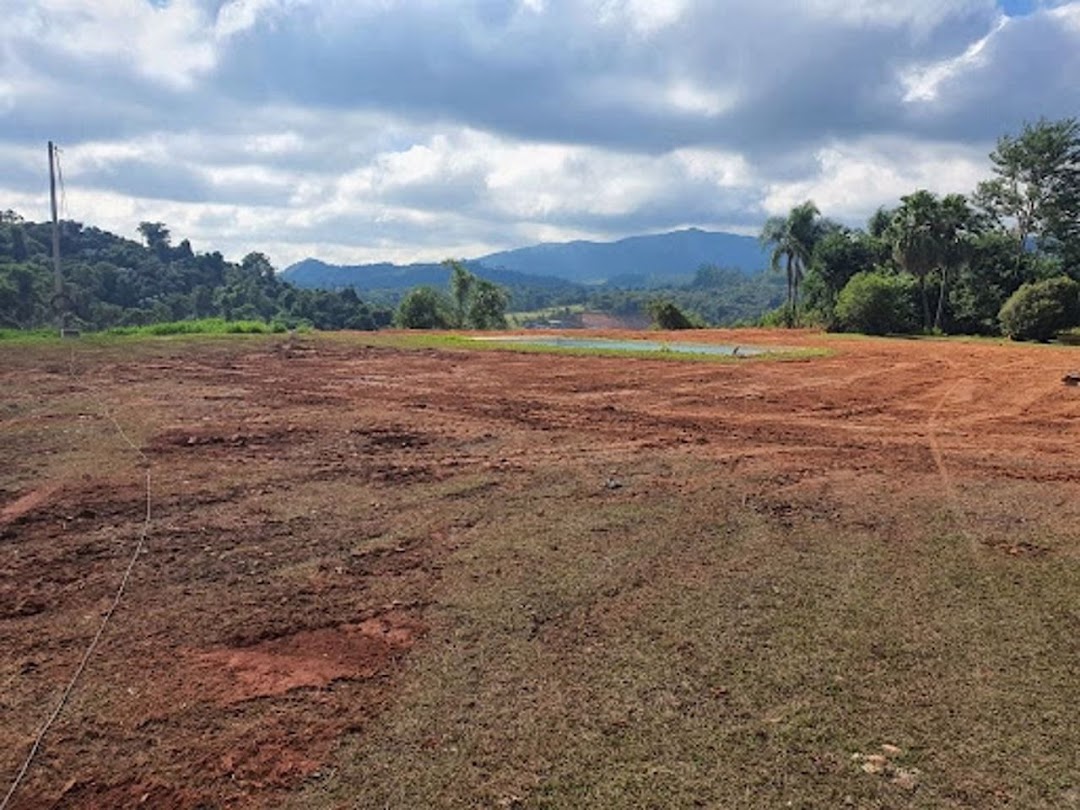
[0,484,61,527]
[190,610,423,704]
[48,780,202,810]
[218,733,322,789]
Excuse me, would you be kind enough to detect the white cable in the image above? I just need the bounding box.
[1,353,152,810]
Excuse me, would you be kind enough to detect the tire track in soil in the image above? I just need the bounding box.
[926,369,979,555]
[925,353,1030,558]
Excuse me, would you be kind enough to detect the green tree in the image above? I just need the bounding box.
[394,286,453,329]
[932,194,981,331]
[998,276,1080,342]
[760,200,825,325]
[647,299,698,329]
[467,279,508,329]
[949,231,1033,334]
[975,117,1080,267]
[804,228,882,325]
[835,270,919,335]
[888,190,942,330]
[446,259,476,328]
[137,221,172,260]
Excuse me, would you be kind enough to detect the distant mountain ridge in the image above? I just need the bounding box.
[282,259,573,292]
[282,228,767,290]
[477,228,766,284]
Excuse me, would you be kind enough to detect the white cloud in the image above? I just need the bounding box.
[762,138,989,221]
[1049,1,1080,30]
[598,0,689,34]
[1,0,1078,268]
[801,0,992,31]
[901,14,1007,101]
[9,0,216,88]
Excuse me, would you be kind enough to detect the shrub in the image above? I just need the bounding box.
[394,287,453,329]
[647,300,699,330]
[834,270,918,335]
[998,276,1080,342]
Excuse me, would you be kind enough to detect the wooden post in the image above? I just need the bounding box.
[48,141,64,333]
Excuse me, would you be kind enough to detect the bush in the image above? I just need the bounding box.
[998,276,1080,342]
[394,287,453,329]
[647,299,699,330]
[834,270,918,335]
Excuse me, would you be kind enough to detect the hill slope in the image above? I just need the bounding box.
[478,228,766,283]
[283,259,573,292]
[283,228,767,290]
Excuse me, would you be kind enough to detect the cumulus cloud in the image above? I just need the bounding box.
[0,0,1078,267]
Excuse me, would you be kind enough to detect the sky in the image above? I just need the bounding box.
[2,0,1079,269]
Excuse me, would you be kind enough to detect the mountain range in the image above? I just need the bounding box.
[282,228,767,291]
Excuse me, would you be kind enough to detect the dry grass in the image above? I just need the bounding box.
[300,453,1079,809]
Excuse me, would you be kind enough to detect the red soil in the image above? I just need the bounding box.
[1,329,1078,807]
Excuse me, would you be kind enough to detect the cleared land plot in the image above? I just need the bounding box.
[1,330,1078,809]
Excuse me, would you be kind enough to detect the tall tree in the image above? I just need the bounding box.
[933,194,981,331]
[760,200,825,325]
[137,221,172,259]
[468,279,509,329]
[805,227,883,323]
[446,259,475,329]
[975,117,1080,267]
[889,190,942,330]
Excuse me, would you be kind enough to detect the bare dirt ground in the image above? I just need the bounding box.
[1,330,1078,808]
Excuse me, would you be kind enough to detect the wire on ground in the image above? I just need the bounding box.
[1,350,153,810]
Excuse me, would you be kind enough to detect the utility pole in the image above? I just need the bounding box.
[48,140,64,333]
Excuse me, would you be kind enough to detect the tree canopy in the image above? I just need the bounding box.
[0,218,390,331]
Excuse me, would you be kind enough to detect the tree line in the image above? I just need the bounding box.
[759,117,1080,341]
[0,217,391,331]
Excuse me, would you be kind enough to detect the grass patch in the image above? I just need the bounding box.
[0,319,309,343]
[104,318,288,336]
[0,327,64,343]
[299,456,1080,809]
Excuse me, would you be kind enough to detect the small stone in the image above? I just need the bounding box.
[861,755,887,774]
[892,768,919,791]
[881,744,904,757]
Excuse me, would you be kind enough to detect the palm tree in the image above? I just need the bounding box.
[889,190,941,331]
[933,194,979,332]
[760,200,822,326]
[887,190,982,332]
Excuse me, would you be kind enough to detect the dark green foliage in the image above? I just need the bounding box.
[467,279,509,329]
[647,299,698,330]
[835,271,919,335]
[394,286,454,329]
[397,264,508,330]
[0,217,389,332]
[976,117,1080,261]
[948,232,1036,334]
[584,268,785,327]
[447,260,476,328]
[998,275,1080,342]
[803,228,886,326]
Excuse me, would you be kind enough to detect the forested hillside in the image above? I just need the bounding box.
[284,257,586,312]
[0,214,390,331]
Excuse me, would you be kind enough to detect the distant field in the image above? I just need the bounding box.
[1,330,1078,809]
